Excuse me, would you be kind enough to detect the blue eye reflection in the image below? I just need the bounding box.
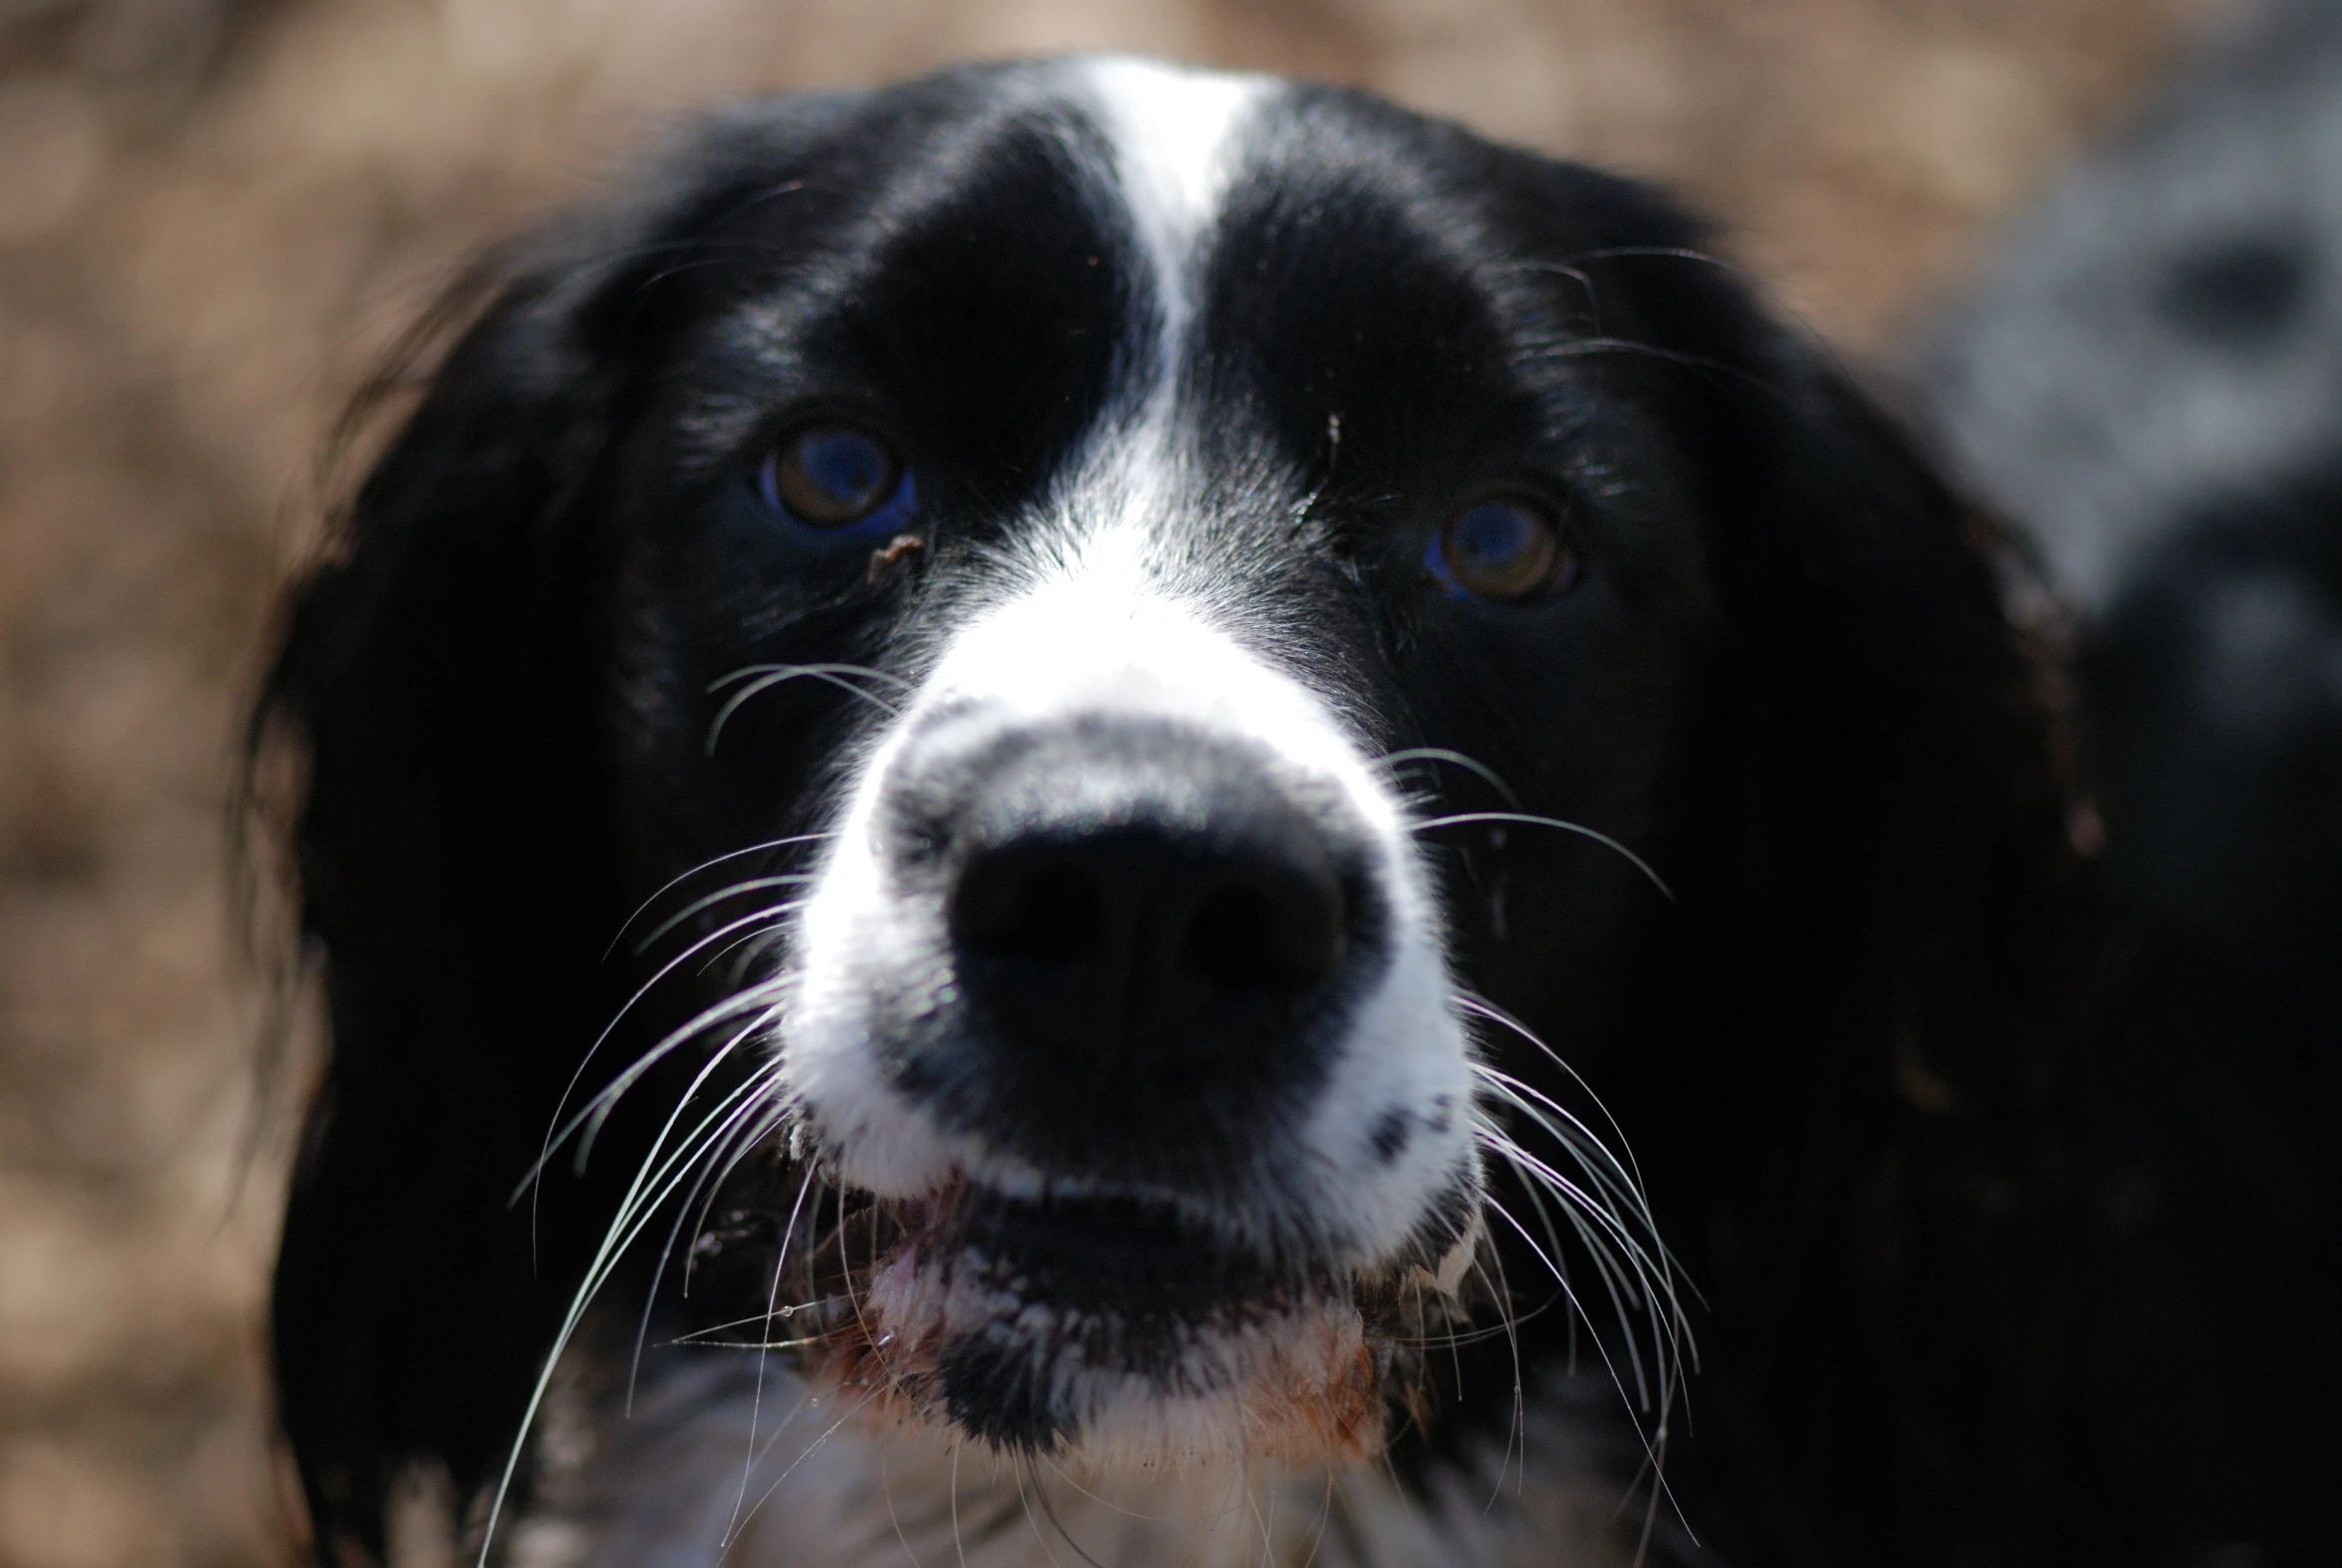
[803,429,889,506]
[755,423,919,536]
[1425,493,1572,601]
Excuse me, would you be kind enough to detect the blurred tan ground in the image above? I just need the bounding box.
[0,1,2208,1563]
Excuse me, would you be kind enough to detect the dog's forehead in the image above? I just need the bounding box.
[1069,56,1271,303]
[850,57,1490,336]
[1048,59,1496,342]
[678,60,1530,432]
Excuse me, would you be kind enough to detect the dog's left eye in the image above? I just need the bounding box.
[754,423,919,534]
[1424,493,1578,602]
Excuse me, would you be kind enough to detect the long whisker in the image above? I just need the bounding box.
[1371,748,1523,810]
[601,831,837,962]
[680,1095,796,1296]
[1412,811,1673,902]
[1473,1064,1696,1377]
[687,902,805,982]
[722,1381,893,1551]
[1476,1185,1689,1524]
[1471,1065,1674,1281]
[631,1067,792,1404]
[1466,1023,1702,1549]
[1458,1003,1668,1254]
[529,905,797,1220]
[1454,990,1698,1446]
[1479,1124,1658,1405]
[709,661,915,693]
[720,922,799,988]
[519,962,788,1201]
[881,1448,934,1568]
[633,875,816,957]
[1463,1242,1526,1510]
[473,1005,786,1567]
[705,661,909,755]
[1453,992,1666,1219]
[732,1166,829,1542]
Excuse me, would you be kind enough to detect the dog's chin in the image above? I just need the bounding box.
[805,1182,1427,1467]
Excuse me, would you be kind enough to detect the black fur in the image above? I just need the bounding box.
[1921,7,2342,1558]
[254,62,2087,1567]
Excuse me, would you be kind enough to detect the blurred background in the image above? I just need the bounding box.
[0,2,2231,1564]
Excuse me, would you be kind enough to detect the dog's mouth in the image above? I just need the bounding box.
[926,1188,1316,1316]
[767,1176,1469,1462]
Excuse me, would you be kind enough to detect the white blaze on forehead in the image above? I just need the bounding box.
[1076,57,1268,346]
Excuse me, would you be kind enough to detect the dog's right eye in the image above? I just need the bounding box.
[1425,492,1578,602]
[754,423,918,534]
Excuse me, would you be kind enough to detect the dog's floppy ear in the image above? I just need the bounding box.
[1504,183,2076,1062]
[253,94,896,1558]
[1550,223,2077,1082]
[253,231,644,1561]
[1722,335,2076,1046]
[1585,243,2084,1556]
[250,125,784,1557]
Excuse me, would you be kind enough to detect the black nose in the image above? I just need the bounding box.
[949,804,1347,1071]
[899,717,1374,1118]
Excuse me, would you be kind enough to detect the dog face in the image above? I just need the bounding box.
[586,57,1739,1462]
[263,55,2063,1567]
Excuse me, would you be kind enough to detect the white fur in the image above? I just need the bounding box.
[1075,57,1268,352]
[511,1360,1649,1568]
[771,59,1481,1462]
[781,514,1477,1264]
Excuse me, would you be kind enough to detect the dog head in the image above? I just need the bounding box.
[258,57,2065,1564]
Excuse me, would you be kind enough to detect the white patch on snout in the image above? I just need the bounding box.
[782,521,1476,1268]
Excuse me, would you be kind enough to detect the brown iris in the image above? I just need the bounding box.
[1434,494,1577,600]
[758,423,906,528]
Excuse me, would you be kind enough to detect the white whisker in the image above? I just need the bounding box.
[602,831,838,961]
[473,1003,788,1567]
[633,875,816,957]
[1371,746,1523,809]
[705,661,911,754]
[1412,810,1673,902]
[530,967,788,1192]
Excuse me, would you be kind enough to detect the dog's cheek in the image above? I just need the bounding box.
[777,798,965,1196]
[1293,861,1482,1263]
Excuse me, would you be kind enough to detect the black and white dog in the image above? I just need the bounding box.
[255,58,2087,1568]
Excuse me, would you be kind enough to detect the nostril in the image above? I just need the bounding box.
[950,850,1105,964]
[907,716,1391,1102]
[1181,874,1343,990]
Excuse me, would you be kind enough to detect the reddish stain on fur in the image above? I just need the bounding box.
[793,1188,1404,1466]
[1236,1331,1382,1462]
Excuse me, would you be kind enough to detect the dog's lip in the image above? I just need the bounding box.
[866,1177,1333,1317]
[919,1182,1261,1276]
[951,1188,1217,1268]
